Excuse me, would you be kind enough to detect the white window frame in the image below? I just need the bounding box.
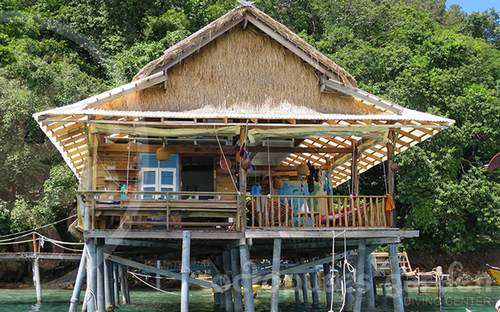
[140,167,177,199]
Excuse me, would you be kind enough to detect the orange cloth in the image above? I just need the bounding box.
[385,193,396,211]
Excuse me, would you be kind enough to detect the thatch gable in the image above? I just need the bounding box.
[96,26,381,115]
[134,4,356,87]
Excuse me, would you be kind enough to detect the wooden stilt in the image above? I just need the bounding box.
[112,263,119,308]
[382,281,388,310]
[239,242,254,312]
[69,246,87,312]
[104,258,113,311]
[300,273,308,304]
[230,247,243,312]
[293,274,301,304]
[345,268,354,310]
[323,263,332,309]
[156,260,161,289]
[310,271,319,307]
[118,265,130,304]
[33,257,42,304]
[353,240,366,312]
[389,244,404,312]
[82,289,89,312]
[96,241,105,312]
[270,239,281,312]
[365,252,376,311]
[87,240,97,312]
[223,249,234,312]
[181,231,191,312]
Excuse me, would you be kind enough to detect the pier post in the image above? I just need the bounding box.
[112,263,119,307]
[239,241,254,312]
[181,230,191,312]
[310,271,319,307]
[300,273,308,304]
[223,249,234,312]
[230,247,243,312]
[156,260,161,289]
[388,244,404,312]
[87,239,97,312]
[69,246,87,312]
[293,274,301,304]
[382,281,388,310]
[32,257,42,304]
[96,240,105,312]
[271,238,281,312]
[323,263,333,309]
[365,252,376,311]
[353,240,366,312]
[345,268,354,310]
[104,258,113,311]
[118,265,130,304]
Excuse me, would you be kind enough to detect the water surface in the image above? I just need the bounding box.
[0,287,498,311]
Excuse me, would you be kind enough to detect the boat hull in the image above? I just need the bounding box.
[486,264,500,285]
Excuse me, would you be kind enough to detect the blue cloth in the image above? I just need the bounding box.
[250,183,262,195]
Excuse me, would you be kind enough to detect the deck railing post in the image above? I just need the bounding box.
[181,230,191,312]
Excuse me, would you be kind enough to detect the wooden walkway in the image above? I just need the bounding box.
[0,252,81,261]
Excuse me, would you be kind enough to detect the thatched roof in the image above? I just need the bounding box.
[134,4,357,87]
[32,3,455,185]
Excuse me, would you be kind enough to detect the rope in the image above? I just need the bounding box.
[382,160,388,194]
[126,137,132,189]
[36,233,84,245]
[0,238,35,246]
[128,271,179,295]
[0,232,34,243]
[0,215,77,239]
[214,130,238,192]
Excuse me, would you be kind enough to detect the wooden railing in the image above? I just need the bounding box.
[79,191,241,231]
[249,195,391,228]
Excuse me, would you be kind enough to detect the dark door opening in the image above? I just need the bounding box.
[181,156,214,197]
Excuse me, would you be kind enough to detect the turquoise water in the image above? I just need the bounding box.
[0,287,498,311]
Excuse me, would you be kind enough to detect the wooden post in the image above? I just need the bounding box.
[382,281,388,310]
[310,271,319,307]
[300,273,308,304]
[386,130,397,226]
[86,239,98,312]
[112,263,119,308]
[96,240,105,312]
[353,240,366,312]
[156,260,161,289]
[118,265,130,304]
[293,274,301,304]
[345,268,354,310]
[388,244,404,312]
[365,252,376,311]
[104,258,113,311]
[181,231,191,312]
[271,239,281,312]
[230,247,243,312]
[323,263,332,309]
[32,232,42,305]
[351,141,359,195]
[238,127,248,231]
[239,241,254,312]
[69,246,87,312]
[222,249,234,312]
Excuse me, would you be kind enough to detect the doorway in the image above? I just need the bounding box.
[181,156,214,197]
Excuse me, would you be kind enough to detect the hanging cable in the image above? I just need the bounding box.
[0,215,77,239]
[128,271,179,295]
[382,160,388,194]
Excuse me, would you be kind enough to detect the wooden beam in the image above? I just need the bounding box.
[249,146,351,154]
[105,253,221,291]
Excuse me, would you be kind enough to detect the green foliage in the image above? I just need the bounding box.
[0,0,498,254]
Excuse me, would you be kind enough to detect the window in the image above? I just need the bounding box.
[140,168,177,199]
